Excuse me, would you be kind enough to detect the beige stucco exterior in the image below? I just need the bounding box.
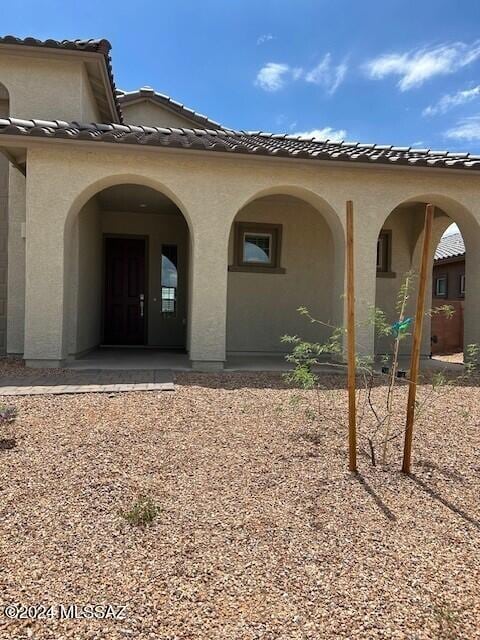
[121,100,205,129]
[0,151,7,353]
[8,140,478,369]
[227,195,336,353]
[0,50,102,122]
[1,41,480,369]
[0,85,9,353]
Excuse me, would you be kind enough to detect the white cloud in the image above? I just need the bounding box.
[445,115,480,141]
[423,85,480,116]
[257,34,274,45]
[255,54,347,94]
[305,54,348,95]
[255,63,290,91]
[292,67,304,80]
[365,42,480,91]
[294,127,347,142]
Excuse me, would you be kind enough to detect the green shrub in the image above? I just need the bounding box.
[120,495,159,527]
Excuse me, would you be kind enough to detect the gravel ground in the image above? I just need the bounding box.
[0,365,479,640]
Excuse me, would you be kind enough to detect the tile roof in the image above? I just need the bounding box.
[434,232,465,261]
[117,87,223,129]
[0,35,123,122]
[1,118,480,171]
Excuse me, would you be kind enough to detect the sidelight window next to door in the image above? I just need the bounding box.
[161,245,178,315]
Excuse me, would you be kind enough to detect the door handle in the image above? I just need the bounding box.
[140,293,145,318]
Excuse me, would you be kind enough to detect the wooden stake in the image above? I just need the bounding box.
[346,200,357,472]
[402,204,434,474]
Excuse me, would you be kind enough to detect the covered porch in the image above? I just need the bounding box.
[2,132,480,372]
[66,347,464,375]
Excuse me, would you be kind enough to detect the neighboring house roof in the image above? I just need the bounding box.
[1,117,480,171]
[117,87,223,129]
[0,35,123,122]
[434,232,465,261]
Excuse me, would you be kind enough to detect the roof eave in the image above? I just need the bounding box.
[434,254,466,264]
[2,130,480,177]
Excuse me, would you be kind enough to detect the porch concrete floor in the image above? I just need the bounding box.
[67,349,338,373]
[67,348,191,370]
[65,349,465,374]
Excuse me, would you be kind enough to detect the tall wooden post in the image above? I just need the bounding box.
[346,200,357,472]
[402,204,434,474]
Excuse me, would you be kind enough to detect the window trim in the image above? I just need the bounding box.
[376,229,395,277]
[229,222,286,273]
[435,274,448,297]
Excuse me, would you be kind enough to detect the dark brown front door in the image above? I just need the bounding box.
[104,237,146,345]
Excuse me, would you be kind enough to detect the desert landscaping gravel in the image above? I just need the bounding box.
[0,364,479,639]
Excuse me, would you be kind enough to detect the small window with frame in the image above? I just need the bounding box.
[376,230,392,274]
[460,273,465,296]
[435,275,448,297]
[230,222,285,273]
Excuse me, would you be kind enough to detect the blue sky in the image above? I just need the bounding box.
[3,1,480,153]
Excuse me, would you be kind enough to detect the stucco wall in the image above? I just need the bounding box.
[80,65,101,122]
[6,169,25,355]
[0,152,7,353]
[227,196,334,353]
[0,51,98,121]
[121,100,205,129]
[15,142,480,367]
[375,206,420,355]
[0,93,8,353]
[74,199,102,355]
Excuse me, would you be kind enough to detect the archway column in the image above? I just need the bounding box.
[340,201,380,363]
[352,225,378,360]
[186,198,233,371]
[23,166,70,366]
[6,166,26,355]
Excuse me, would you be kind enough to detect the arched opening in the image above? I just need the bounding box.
[64,183,190,358]
[431,223,466,362]
[0,82,9,355]
[374,197,475,364]
[226,192,343,356]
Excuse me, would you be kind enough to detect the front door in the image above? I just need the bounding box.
[104,237,146,345]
